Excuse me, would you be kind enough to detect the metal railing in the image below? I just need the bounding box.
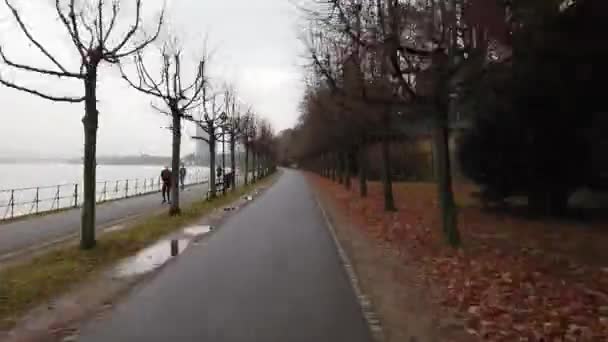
[0,173,208,221]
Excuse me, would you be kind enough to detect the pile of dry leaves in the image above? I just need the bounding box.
[310,174,608,341]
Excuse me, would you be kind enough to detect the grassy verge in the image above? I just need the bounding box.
[0,174,277,329]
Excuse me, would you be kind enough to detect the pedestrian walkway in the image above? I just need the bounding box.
[0,183,209,260]
[78,170,372,342]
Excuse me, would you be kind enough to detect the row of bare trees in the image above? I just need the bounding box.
[191,83,276,198]
[120,45,275,216]
[291,0,511,246]
[0,0,275,250]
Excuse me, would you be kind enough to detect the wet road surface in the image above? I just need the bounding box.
[78,170,372,342]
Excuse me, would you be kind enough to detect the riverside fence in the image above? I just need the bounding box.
[0,173,208,221]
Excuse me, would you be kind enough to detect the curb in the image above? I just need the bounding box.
[314,193,385,342]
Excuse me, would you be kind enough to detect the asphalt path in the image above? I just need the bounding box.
[78,169,372,342]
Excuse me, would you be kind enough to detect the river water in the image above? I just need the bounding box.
[0,163,210,219]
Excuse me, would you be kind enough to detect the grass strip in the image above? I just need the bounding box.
[0,174,276,329]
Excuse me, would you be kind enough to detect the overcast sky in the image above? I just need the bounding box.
[0,0,306,158]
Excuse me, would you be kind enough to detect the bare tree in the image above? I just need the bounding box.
[191,88,226,198]
[250,120,262,181]
[254,119,275,178]
[0,0,163,249]
[120,43,206,215]
[298,0,498,246]
[242,112,257,185]
[303,0,400,209]
[221,86,250,191]
[373,0,493,246]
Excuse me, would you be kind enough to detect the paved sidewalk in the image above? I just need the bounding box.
[78,170,372,342]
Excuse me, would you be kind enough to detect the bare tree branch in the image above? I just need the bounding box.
[151,102,170,115]
[163,52,171,97]
[119,64,163,97]
[390,51,417,100]
[67,0,87,61]
[135,53,164,93]
[108,10,164,61]
[0,77,84,102]
[4,0,72,73]
[97,0,104,45]
[0,47,82,78]
[108,0,142,53]
[80,11,97,51]
[173,53,179,98]
[311,50,341,92]
[103,0,164,63]
[119,55,164,98]
[191,135,210,143]
[180,61,207,111]
[55,0,86,60]
[121,41,208,125]
[102,1,120,46]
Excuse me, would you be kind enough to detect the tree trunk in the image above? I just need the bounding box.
[264,154,268,177]
[548,190,569,216]
[80,66,99,250]
[330,152,336,181]
[209,134,217,198]
[529,190,549,216]
[359,146,368,197]
[257,152,261,180]
[259,153,264,178]
[315,155,325,177]
[529,188,570,217]
[318,156,322,176]
[169,111,181,216]
[253,152,257,181]
[258,153,263,178]
[252,151,257,181]
[244,142,250,185]
[345,151,352,190]
[222,134,226,195]
[337,152,344,184]
[381,136,396,211]
[433,111,460,246]
[230,135,236,191]
[259,153,266,179]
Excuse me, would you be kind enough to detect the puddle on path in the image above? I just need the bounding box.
[114,239,190,278]
[183,225,212,236]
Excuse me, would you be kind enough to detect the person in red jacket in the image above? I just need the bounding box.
[160,166,172,203]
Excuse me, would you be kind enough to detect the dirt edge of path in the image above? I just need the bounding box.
[311,179,473,342]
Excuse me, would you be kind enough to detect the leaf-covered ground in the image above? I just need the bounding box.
[310,174,608,341]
